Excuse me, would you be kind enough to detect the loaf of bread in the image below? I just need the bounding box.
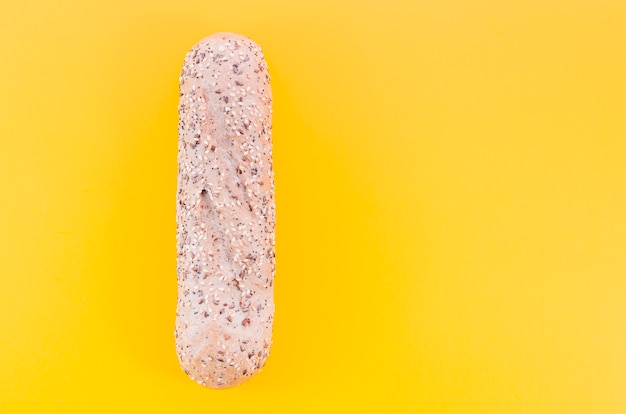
[175,33,275,389]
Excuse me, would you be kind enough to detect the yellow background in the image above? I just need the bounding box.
[1,0,625,412]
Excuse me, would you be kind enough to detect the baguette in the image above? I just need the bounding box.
[175,32,275,389]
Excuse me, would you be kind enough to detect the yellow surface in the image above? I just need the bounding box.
[1,0,626,412]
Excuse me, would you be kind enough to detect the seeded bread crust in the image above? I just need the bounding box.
[176,32,275,389]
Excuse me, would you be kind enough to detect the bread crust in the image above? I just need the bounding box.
[176,33,275,389]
